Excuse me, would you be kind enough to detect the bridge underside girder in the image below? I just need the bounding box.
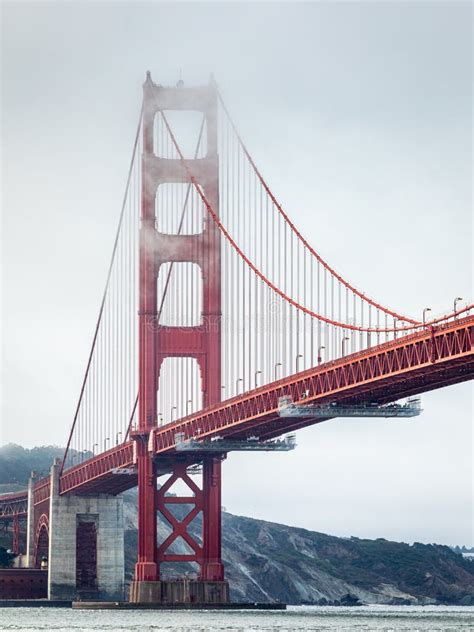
[3,336,471,510]
[253,354,474,441]
[46,325,472,499]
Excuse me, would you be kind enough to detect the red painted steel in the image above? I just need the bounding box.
[12,515,20,555]
[133,74,223,584]
[156,462,204,567]
[150,317,473,451]
[134,74,159,584]
[59,443,135,495]
[202,456,223,580]
[0,317,472,520]
[154,456,223,580]
[0,493,27,521]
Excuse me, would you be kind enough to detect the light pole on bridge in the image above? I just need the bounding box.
[254,371,262,389]
[423,307,432,325]
[454,297,463,317]
[295,354,303,373]
[341,336,350,357]
[317,346,325,365]
[274,362,282,381]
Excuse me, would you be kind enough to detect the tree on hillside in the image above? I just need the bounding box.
[0,444,65,485]
[0,546,15,568]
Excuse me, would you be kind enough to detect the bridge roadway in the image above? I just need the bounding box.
[1,315,472,517]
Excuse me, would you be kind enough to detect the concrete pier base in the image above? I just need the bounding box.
[129,579,230,604]
[48,461,124,601]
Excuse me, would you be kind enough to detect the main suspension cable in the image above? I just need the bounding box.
[217,90,420,326]
[160,108,472,333]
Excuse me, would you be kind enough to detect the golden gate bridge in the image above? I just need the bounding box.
[1,73,472,604]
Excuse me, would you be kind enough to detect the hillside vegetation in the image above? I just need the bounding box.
[0,444,64,486]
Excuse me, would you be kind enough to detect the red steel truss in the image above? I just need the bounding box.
[0,494,26,556]
[151,316,473,450]
[0,492,27,521]
[155,457,223,579]
[1,317,471,518]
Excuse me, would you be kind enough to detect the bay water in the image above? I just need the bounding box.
[0,605,473,631]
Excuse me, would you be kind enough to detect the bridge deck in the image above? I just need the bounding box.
[1,316,472,515]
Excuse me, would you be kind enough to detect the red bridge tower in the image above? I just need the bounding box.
[130,73,228,603]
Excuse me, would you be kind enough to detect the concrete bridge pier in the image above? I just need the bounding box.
[47,460,124,601]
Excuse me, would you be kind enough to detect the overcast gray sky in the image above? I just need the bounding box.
[1,1,472,546]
